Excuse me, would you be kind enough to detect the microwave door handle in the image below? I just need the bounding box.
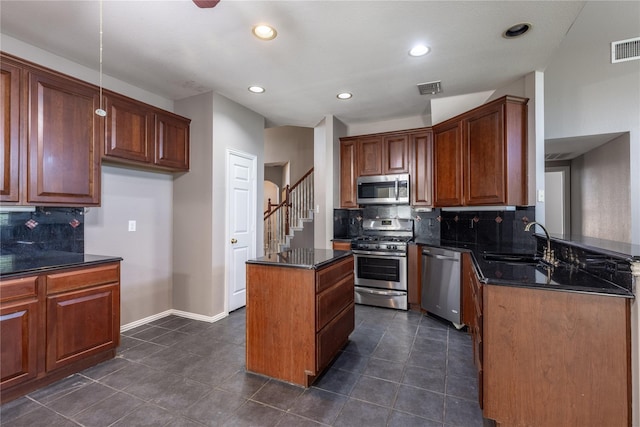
[395,177,399,200]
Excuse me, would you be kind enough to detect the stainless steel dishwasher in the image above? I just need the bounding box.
[421,246,463,328]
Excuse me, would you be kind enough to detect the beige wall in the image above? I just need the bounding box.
[84,166,174,325]
[264,126,314,183]
[173,92,265,318]
[571,134,631,243]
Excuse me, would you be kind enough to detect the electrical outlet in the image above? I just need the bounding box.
[128,220,136,232]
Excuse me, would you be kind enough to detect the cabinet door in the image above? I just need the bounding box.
[0,277,40,390]
[0,58,22,203]
[464,103,506,205]
[433,121,463,207]
[339,139,358,208]
[155,112,190,171]
[357,136,382,176]
[46,283,119,372]
[383,134,409,174]
[27,69,101,206]
[104,93,154,163]
[410,130,433,206]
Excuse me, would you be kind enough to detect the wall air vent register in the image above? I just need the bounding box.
[611,37,640,63]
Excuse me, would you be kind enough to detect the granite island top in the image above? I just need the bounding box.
[247,248,352,269]
[0,250,123,278]
[413,237,634,298]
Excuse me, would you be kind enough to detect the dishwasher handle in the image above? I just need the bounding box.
[422,251,460,262]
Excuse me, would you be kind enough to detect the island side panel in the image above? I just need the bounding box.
[246,264,316,386]
[483,284,631,427]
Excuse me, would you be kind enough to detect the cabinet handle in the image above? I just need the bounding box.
[231,238,237,244]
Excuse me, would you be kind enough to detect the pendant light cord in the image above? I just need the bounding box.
[96,0,106,116]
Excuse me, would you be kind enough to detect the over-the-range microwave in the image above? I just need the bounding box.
[356,173,410,205]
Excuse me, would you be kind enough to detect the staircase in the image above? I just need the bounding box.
[264,168,314,255]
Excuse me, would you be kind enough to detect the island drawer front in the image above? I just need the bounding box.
[316,303,354,372]
[0,277,39,303]
[316,273,354,331]
[46,263,120,295]
[316,257,354,294]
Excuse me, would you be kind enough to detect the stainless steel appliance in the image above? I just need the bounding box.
[421,246,462,327]
[356,174,409,205]
[351,218,413,310]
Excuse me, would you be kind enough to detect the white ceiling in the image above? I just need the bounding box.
[0,0,589,128]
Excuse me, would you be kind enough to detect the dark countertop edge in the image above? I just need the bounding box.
[246,250,352,270]
[331,238,353,242]
[414,241,634,299]
[1,254,123,279]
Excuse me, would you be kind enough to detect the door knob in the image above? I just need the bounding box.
[231,238,237,244]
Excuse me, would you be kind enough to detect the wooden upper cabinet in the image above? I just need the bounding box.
[464,96,527,206]
[0,58,22,203]
[103,93,154,163]
[464,103,505,205]
[433,95,528,207]
[27,68,101,206]
[433,121,464,207]
[339,139,358,208]
[357,136,383,176]
[155,111,190,171]
[410,130,433,206]
[383,134,409,174]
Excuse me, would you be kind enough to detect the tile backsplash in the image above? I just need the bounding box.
[333,206,536,251]
[0,207,85,255]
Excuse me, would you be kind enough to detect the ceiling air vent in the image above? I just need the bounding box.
[611,37,640,63]
[545,153,574,161]
[417,81,442,95]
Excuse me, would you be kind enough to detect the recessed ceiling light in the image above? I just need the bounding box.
[252,24,277,40]
[503,23,532,39]
[337,92,352,100]
[248,86,265,94]
[409,44,430,57]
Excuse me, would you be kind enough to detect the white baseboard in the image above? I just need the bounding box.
[120,309,229,333]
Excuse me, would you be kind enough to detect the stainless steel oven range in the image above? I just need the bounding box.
[350,218,413,310]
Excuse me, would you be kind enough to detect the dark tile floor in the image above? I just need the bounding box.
[1,305,486,427]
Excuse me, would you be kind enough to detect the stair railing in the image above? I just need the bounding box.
[264,168,314,254]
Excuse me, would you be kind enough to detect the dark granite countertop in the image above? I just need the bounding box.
[412,238,633,298]
[247,248,352,269]
[0,250,123,278]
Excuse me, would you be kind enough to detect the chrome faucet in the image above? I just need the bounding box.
[524,221,558,266]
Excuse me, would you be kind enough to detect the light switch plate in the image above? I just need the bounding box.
[537,190,545,203]
[128,220,136,232]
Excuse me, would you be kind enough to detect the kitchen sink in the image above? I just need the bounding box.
[482,252,541,265]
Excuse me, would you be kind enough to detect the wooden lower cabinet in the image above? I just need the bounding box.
[332,240,352,251]
[0,276,42,391]
[0,262,120,403]
[246,256,354,387]
[478,282,630,426]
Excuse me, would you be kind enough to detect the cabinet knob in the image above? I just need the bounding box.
[231,238,237,244]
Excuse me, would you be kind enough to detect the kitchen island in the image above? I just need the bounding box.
[246,248,354,387]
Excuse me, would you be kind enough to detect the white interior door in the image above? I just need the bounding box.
[227,150,256,311]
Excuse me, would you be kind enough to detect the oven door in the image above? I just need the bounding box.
[352,251,407,291]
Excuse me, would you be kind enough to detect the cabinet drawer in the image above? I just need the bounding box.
[46,263,120,294]
[0,277,38,303]
[316,303,354,372]
[316,257,354,294]
[316,273,354,331]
